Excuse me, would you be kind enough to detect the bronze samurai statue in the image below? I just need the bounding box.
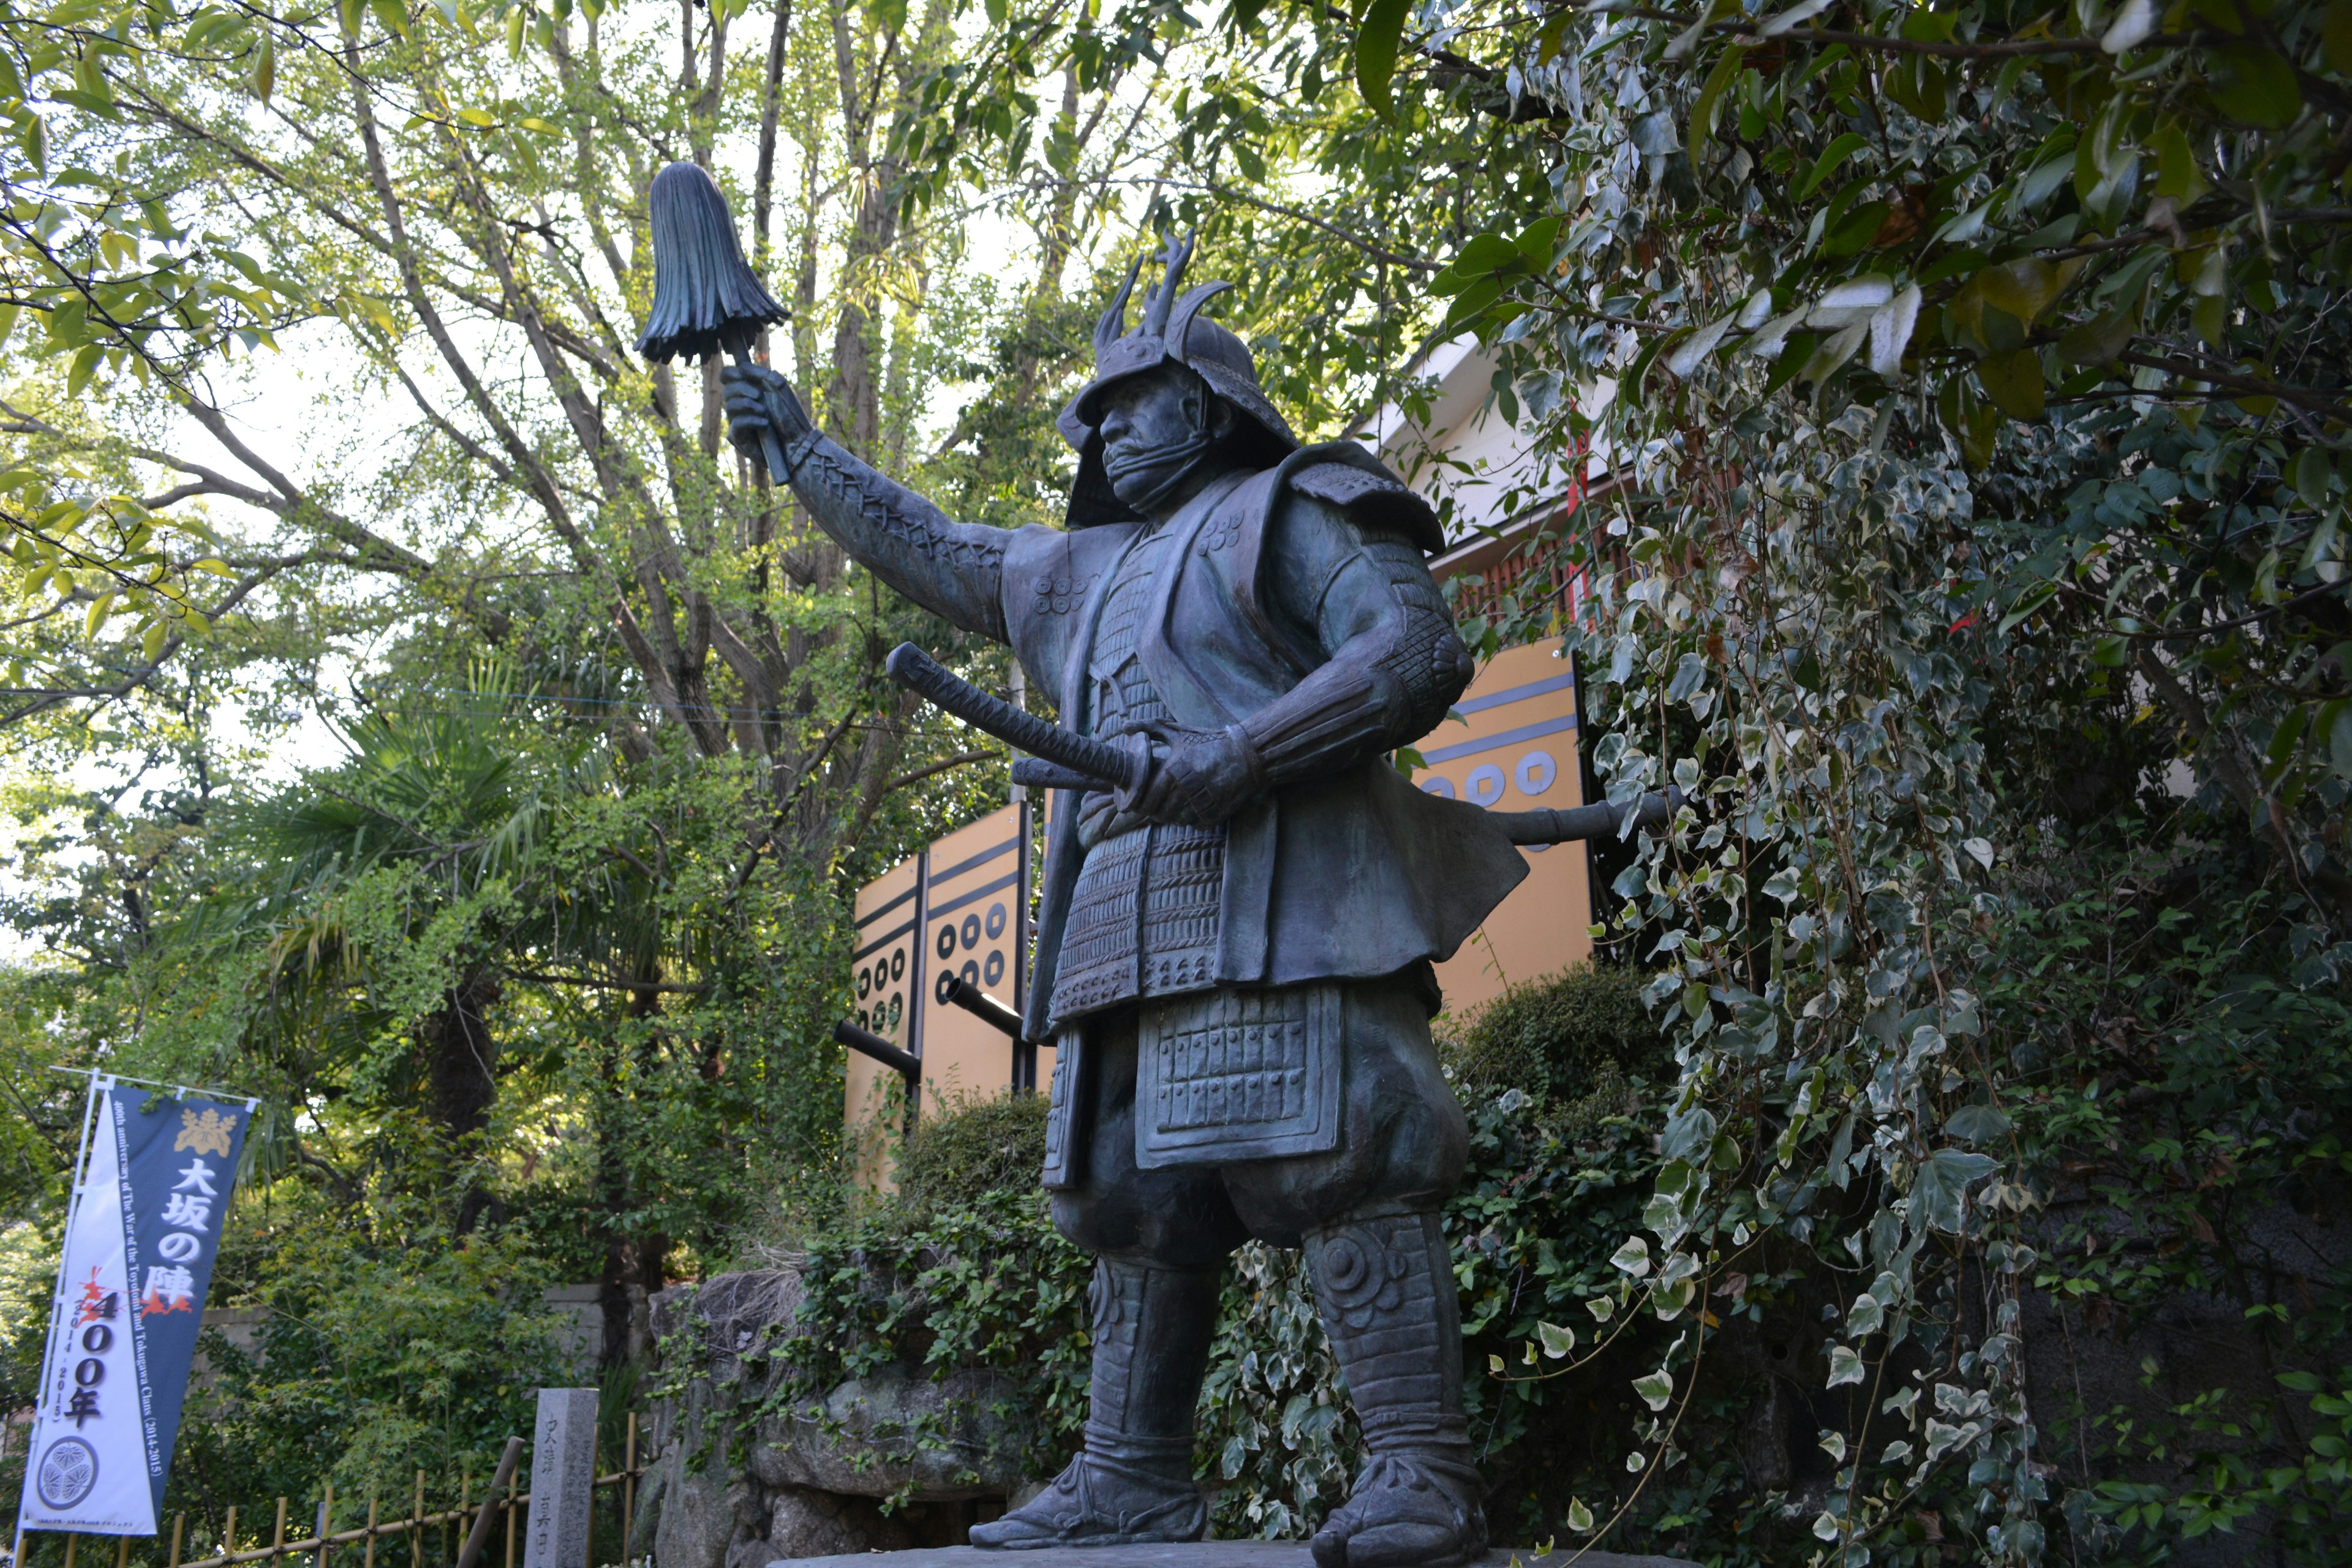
[723,236,1532,1567]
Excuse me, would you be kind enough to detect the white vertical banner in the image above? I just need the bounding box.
[18,1077,149,1535]
[17,1077,253,1537]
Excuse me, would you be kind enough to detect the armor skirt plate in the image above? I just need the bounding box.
[1043,982,1344,1185]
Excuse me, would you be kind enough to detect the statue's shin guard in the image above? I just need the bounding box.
[1084,1256,1221,1476]
[1303,1206,1469,1453]
[1303,1205,1485,1563]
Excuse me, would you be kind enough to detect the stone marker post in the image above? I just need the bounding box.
[523,1387,599,1568]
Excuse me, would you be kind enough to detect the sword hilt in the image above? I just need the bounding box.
[1012,758,1102,792]
[885,643,1148,795]
[1489,788,1683,843]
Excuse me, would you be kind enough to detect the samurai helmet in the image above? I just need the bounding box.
[1057,233,1297,528]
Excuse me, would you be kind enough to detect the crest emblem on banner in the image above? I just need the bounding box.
[173,1109,237,1158]
[37,1436,99,1509]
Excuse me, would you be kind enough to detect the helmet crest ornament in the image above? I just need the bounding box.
[1057,231,1299,529]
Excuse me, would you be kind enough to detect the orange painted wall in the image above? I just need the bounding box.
[1408,639,1593,1019]
[843,804,1041,1184]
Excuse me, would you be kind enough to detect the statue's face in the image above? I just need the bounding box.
[1098,364,1234,511]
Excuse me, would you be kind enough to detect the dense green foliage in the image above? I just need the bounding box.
[1444,957,1670,1098]
[888,1088,1052,1217]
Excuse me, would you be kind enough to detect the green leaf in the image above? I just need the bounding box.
[2295,447,2335,508]
[1823,200,1890,257]
[1913,1147,1999,1232]
[1537,1321,1576,1359]
[1566,1498,1594,1532]
[1354,0,1411,117]
[1945,1103,2013,1145]
[456,106,498,127]
[2209,40,2302,128]
[1632,1369,1674,1410]
[1973,257,2076,323]
[2152,124,2214,204]
[1689,43,1747,163]
[64,343,100,397]
[85,590,116,638]
[371,0,410,37]
[2058,307,2133,366]
[2194,293,2228,347]
[18,101,44,175]
[1977,348,2046,421]
[1795,132,1869,201]
[252,31,274,100]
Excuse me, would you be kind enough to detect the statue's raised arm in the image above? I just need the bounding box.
[721,368,1009,642]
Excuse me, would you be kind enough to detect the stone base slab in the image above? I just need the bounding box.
[771,1546,1700,1568]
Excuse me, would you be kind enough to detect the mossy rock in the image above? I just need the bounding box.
[1441,960,1668,1103]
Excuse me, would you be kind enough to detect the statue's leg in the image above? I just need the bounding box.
[971,1008,1243,1550]
[1222,970,1485,1568]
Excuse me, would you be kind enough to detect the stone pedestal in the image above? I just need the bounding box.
[767,1545,1701,1567]
[522,1387,599,1568]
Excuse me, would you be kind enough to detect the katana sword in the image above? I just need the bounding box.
[884,642,1147,794]
[889,641,1688,845]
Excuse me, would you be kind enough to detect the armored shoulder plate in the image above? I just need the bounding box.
[1287,460,1444,554]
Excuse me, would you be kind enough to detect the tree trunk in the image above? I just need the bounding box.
[423,970,502,1142]
[423,971,504,1234]
[595,970,671,1366]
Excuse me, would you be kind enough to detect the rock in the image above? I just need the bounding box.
[756,1488,914,1559]
[750,1366,1025,1501]
[646,1266,1027,1561]
[650,1444,741,1568]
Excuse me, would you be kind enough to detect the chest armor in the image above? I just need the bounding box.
[1049,527,1227,1025]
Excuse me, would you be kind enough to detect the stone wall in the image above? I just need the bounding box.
[630,1268,1037,1566]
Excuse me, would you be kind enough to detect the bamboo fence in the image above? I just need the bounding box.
[10,1415,643,1568]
